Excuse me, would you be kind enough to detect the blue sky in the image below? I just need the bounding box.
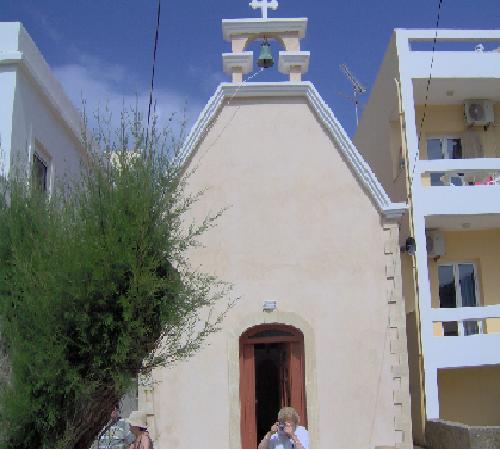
[2,0,500,137]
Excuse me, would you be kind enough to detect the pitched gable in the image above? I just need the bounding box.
[180,82,406,220]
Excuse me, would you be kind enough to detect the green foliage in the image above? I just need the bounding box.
[0,111,232,448]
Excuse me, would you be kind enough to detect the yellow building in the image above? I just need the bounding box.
[354,29,500,445]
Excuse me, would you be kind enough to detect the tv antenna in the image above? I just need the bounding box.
[339,63,367,126]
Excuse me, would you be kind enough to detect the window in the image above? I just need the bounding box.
[427,137,463,160]
[32,153,48,192]
[427,137,463,186]
[438,262,481,336]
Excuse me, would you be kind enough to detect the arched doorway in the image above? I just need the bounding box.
[239,324,307,448]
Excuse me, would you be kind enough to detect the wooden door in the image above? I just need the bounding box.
[289,341,307,426]
[239,324,307,448]
[240,343,256,449]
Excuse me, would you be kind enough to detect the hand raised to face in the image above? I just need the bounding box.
[283,421,294,437]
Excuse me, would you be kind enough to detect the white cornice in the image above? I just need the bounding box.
[278,51,310,74]
[222,51,254,74]
[222,18,308,41]
[0,51,23,64]
[0,40,83,149]
[180,82,407,220]
[395,28,500,42]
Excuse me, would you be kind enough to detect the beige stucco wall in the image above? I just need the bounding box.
[142,97,409,448]
[428,229,500,335]
[353,36,407,205]
[438,365,500,426]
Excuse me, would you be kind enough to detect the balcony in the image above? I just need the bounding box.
[416,159,500,216]
[426,305,500,369]
[422,226,500,370]
[399,29,500,81]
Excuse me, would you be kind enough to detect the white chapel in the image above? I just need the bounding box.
[138,2,412,447]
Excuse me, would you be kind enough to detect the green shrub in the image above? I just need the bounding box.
[0,112,232,448]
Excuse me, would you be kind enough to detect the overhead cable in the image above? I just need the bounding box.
[146,0,161,149]
[411,0,444,180]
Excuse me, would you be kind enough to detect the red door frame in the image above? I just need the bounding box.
[239,324,307,448]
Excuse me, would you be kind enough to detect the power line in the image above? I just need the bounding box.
[186,68,265,167]
[411,0,444,180]
[146,0,161,149]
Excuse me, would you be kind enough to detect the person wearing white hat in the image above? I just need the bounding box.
[126,411,153,449]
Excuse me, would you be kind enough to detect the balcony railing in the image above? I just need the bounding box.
[419,159,500,187]
[432,304,500,336]
[428,171,500,187]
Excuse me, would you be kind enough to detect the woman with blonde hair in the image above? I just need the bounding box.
[126,411,153,449]
[258,406,309,449]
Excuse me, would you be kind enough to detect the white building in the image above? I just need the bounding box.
[355,29,500,444]
[0,22,86,192]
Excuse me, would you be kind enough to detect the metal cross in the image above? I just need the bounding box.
[249,0,279,19]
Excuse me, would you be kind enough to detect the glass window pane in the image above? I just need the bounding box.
[446,138,463,159]
[32,153,48,192]
[427,139,443,160]
[463,321,479,336]
[450,175,464,186]
[430,172,445,186]
[443,321,458,336]
[458,264,477,307]
[438,265,457,308]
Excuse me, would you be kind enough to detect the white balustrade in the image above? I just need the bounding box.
[415,159,500,215]
[431,304,500,336]
[431,304,500,322]
[419,158,500,187]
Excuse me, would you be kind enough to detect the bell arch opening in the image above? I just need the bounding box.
[240,34,290,52]
[239,323,307,448]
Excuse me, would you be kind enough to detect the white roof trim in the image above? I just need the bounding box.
[395,28,500,41]
[222,18,308,41]
[0,32,83,149]
[0,51,23,64]
[180,82,407,220]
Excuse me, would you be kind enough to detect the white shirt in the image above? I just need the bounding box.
[268,426,309,449]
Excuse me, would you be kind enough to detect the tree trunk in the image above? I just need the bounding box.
[69,386,121,449]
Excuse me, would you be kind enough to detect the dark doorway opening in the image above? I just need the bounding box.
[254,343,288,441]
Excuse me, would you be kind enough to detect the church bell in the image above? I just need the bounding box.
[257,39,274,68]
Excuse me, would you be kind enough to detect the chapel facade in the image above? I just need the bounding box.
[138,3,412,447]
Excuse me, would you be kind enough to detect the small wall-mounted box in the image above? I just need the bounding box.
[263,300,277,312]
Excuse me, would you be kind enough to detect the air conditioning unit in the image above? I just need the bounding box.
[426,231,445,258]
[464,99,494,126]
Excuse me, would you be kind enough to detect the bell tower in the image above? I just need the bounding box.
[221,1,310,83]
